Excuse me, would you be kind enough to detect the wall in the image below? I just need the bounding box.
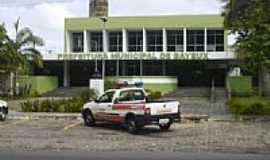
[106,76,178,94]
[226,76,252,97]
[0,74,10,95]
[18,76,58,96]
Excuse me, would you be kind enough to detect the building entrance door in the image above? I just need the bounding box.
[125,61,140,76]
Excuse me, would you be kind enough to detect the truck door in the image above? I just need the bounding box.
[95,91,115,120]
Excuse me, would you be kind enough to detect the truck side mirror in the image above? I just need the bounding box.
[94,98,99,103]
[114,98,120,104]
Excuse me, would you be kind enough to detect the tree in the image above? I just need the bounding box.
[222,0,270,96]
[12,18,45,73]
[0,24,23,73]
[0,19,45,95]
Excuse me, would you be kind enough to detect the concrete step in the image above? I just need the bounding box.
[165,87,211,97]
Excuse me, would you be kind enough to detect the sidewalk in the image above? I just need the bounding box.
[8,110,231,122]
[8,111,81,120]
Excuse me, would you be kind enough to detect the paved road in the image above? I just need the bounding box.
[0,151,270,160]
[1,119,270,154]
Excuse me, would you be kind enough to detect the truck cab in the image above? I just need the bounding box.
[82,88,181,134]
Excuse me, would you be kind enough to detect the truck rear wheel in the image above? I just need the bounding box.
[83,110,95,127]
[126,116,140,134]
[159,123,171,131]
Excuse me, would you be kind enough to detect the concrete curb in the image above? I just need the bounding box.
[13,112,270,123]
[7,112,212,122]
[8,113,82,120]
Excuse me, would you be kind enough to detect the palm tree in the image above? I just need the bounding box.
[13,18,45,73]
[9,18,45,95]
[0,19,45,95]
[0,24,23,73]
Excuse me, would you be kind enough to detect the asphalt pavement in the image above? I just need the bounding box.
[0,151,270,160]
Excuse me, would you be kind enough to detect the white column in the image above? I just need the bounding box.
[122,28,128,52]
[9,72,14,96]
[116,61,120,76]
[66,31,72,53]
[141,28,147,76]
[183,28,187,52]
[64,31,71,87]
[103,29,108,52]
[118,29,127,76]
[102,29,108,78]
[162,28,167,76]
[63,61,70,87]
[163,28,167,52]
[143,28,147,52]
[83,30,89,53]
[204,27,207,52]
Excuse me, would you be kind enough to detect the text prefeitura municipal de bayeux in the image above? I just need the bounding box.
[58,52,209,61]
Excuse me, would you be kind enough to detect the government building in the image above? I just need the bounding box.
[37,0,236,93]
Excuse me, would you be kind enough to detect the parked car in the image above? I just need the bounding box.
[0,100,8,121]
[82,88,181,134]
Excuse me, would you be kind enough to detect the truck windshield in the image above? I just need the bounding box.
[98,91,115,103]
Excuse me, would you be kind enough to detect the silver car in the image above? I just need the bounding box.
[0,100,8,121]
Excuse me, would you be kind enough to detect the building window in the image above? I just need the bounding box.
[90,31,103,52]
[128,31,143,52]
[207,30,224,51]
[72,32,84,52]
[187,30,205,52]
[109,31,122,52]
[147,30,163,52]
[167,30,184,52]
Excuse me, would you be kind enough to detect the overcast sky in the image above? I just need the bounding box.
[0,0,224,53]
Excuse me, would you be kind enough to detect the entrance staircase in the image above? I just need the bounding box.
[164,87,230,117]
[165,87,227,99]
[42,87,88,97]
[165,87,211,97]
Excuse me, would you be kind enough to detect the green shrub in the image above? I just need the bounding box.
[79,89,96,103]
[20,89,97,113]
[21,100,35,112]
[145,89,162,100]
[64,98,84,113]
[41,99,55,112]
[227,97,270,115]
[105,80,114,90]
[18,84,32,97]
[227,76,253,97]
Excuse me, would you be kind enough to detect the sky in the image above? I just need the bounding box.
[0,0,225,54]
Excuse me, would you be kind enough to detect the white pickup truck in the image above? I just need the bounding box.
[82,88,181,134]
[0,100,8,121]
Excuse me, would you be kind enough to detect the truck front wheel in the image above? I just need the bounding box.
[83,110,95,127]
[0,110,7,121]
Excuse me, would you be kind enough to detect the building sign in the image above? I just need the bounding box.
[58,52,209,61]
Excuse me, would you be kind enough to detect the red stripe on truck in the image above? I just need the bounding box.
[112,104,145,110]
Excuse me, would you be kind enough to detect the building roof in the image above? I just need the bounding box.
[65,14,224,30]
